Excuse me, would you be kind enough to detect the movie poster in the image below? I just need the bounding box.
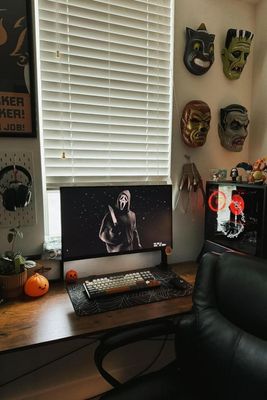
[0,0,35,137]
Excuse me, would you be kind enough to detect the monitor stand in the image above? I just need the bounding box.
[157,248,168,270]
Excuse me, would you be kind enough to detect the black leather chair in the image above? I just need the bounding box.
[95,252,267,399]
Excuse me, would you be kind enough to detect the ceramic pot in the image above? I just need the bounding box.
[0,270,27,299]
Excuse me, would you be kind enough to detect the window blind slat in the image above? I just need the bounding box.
[38,0,173,188]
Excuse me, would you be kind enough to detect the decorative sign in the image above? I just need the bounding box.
[0,0,36,137]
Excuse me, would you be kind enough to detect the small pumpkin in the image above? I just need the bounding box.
[24,273,49,297]
[65,269,78,283]
[165,245,173,256]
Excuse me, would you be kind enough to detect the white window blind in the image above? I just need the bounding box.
[38,0,173,188]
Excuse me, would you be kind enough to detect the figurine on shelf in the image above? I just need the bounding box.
[236,158,267,184]
[230,167,239,182]
[248,158,267,183]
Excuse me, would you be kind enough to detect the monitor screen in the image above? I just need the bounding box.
[60,184,173,262]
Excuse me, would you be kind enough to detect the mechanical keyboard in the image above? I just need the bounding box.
[83,270,161,299]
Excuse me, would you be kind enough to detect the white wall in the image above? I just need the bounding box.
[249,0,267,161]
[170,0,255,263]
[0,1,263,399]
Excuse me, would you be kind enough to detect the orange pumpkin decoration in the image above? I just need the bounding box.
[165,245,173,256]
[65,269,78,283]
[24,273,49,297]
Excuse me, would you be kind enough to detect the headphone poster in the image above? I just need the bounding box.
[0,0,36,137]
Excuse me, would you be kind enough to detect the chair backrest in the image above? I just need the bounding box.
[175,251,267,400]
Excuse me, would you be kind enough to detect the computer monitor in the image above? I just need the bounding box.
[60,184,173,278]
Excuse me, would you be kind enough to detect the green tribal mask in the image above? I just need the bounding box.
[221,29,254,80]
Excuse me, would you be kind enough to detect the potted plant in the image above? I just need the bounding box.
[0,226,27,299]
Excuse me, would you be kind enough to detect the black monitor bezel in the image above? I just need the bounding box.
[60,184,173,263]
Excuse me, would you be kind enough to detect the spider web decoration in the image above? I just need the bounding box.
[66,267,193,316]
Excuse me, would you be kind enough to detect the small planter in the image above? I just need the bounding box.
[0,270,27,299]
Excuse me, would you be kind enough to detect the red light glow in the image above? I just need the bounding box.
[229,194,245,215]
[208,190,227,212]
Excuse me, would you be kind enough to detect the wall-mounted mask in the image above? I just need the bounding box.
[181,100,211,147]
[218,104,249,152]
[221,29,254,80]
[184,23,215,75]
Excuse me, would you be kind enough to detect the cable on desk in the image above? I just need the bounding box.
[0,338,99,388]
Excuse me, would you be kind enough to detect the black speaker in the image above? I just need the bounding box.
[0,165,32,212]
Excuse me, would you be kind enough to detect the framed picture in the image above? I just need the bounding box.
[0,0,36,138]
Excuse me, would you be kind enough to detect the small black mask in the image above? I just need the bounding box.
[184,23,215,76]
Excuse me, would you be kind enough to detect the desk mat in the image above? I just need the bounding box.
[66,267,193,316]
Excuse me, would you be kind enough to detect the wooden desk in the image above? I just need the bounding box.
[0,262,197,354]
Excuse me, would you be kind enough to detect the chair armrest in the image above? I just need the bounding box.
[94,319,176,387]
[176,312,195,331]
[174,312,196,370]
